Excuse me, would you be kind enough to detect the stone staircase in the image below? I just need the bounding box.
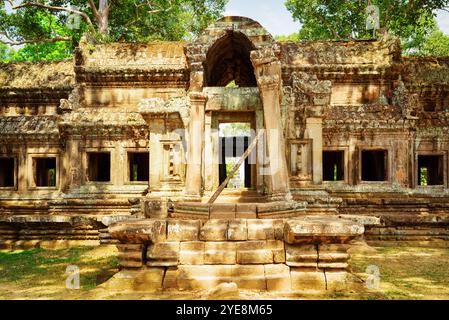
[170,188,344,219]
[171,200,307,220]
[209,189,267,204]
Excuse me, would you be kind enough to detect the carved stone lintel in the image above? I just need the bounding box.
[292,72,332,96]
[256,75,281,90]
[250,47,280,67]
[189,71,205,92]
[139,97,190,128]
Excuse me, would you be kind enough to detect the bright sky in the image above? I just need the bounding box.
[224,0,449,36]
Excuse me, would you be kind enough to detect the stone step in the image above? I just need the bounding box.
[172,201,307,220]
[146,239,286,266]
[172,264,291,291]
[212,194,267,204]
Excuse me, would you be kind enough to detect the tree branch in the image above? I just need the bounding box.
[134,0,174,14]
[87,0,101,22]
[0,36,71,46]
[12,2,95,29]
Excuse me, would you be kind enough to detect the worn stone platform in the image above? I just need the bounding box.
[106,215,376,293]
[0,214,129,249]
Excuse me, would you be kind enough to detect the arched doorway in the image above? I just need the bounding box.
[203,31,259,193]
[205,31,257,87]
[185,16,291,201]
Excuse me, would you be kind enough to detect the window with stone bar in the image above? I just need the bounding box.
[33,157,56,187]
[323,151,344,181]
[128,152,149,182]
[418,155,444,186]
[161,143,182,181]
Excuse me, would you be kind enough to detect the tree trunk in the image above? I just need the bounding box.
[98,0,109,35]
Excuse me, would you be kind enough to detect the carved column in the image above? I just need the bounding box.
[185,92,208,198]
[251,48,291,201]
[66,139,81,190]
[305,118,323,184]
[203,111,214,192]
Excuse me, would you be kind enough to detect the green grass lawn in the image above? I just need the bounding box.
[0,246,119,298]
[1,245,449,299]
[349,246,449,300]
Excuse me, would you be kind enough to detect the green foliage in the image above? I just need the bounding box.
[275,33,300,42]
[108,0,227,42]
[420,167,428,185]
[419,29,449,56]
[284,0,449,54]
[0,42,12,60]
[219,123,251,137]
[1,1,86,61]
[226,80,238,88]
[0,0,227,62]
[8,42,72,62]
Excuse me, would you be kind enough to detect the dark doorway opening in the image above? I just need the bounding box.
[361,150,387,181]
[0,158,15,187]
[33,157,56,187]
[418,155,444,186]
[423,99,436,112]
[88,152,110,182]
[323,151,344,181]
[218,123,252,189]
[128,152,149,182]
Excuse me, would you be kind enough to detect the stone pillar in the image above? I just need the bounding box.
[203,111,213,192]
[204,112,220,192]
[66,139,81,190]
[305,117,323,185]
[251,48,291,201]
[18,145,27,193]
[148,119,166,191]
[185,92,207,198]
[255,108,266,194]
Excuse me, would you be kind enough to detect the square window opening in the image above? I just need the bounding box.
[361,150,387,181]
[0,158,15,187]
[423,100,436,112]
[88,152,110,182]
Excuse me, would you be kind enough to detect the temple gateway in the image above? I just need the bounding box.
[1,16,449,293]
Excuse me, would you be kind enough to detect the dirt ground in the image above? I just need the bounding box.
[0,244,448,300]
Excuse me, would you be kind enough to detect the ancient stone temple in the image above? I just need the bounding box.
[1,16,449,293]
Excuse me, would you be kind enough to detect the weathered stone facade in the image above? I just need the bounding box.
[1,16,449,292]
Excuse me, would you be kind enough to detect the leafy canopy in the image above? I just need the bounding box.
[419,29,449,56]
[284,0,449,54]
[0,0,227,61]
